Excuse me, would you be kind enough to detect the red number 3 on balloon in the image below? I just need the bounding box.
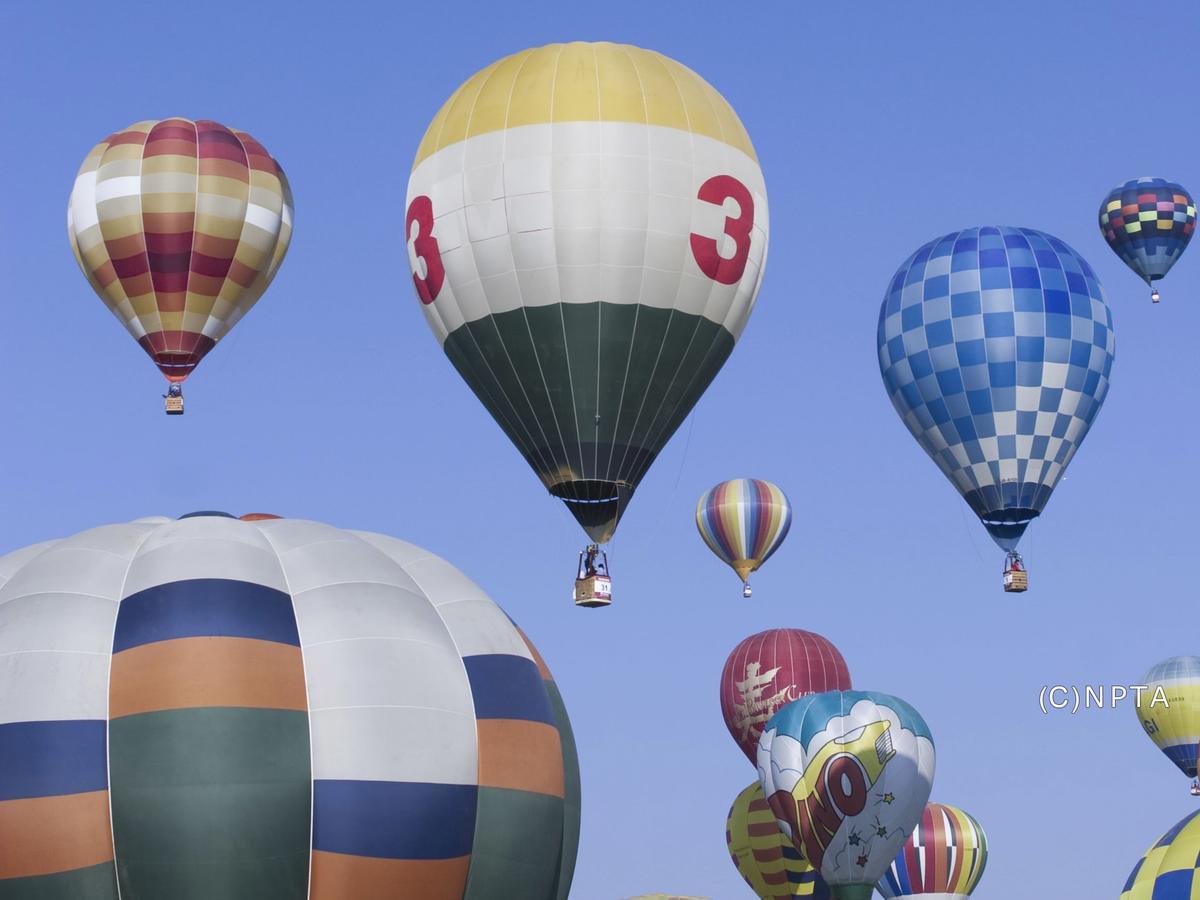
[689,175,754,285]
[406,195,445,304]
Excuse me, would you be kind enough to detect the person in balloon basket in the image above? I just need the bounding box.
[581,544,608,579]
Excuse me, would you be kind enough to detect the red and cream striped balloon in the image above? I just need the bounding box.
[720,629,851,764]
[68,118,293,383]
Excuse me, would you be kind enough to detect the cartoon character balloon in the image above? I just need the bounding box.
[728,780,832,899]
[1138,656,1200,795]
[68,119,293,412]
[877,226,1115,587]
[0,513,578,899]
[1121,808,1200,899]
[405,42,768,546]
[877,802,987,899]
[1099,177,1195,302]
[757,691,935,900]
[697,479,792,597]
[721,629,852,764]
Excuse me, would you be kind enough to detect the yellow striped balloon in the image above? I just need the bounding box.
[726,782,830,900]
[1139,656,1200,790]
[696,479,791,595]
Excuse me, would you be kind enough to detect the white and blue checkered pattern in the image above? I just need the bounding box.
[877,226,1115,550]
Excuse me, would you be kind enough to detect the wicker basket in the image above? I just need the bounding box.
[574,575,612,608]
[1004,570,1028,593]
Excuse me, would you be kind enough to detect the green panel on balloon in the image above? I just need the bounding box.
[462,788,567,900]
[546,681,581,900]
[832,885,875,900]
[0,863,118,900]
[443,302,735,540]
[108,708,311,900]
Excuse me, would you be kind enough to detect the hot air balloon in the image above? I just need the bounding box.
[697,479,792,598]
[1099,177,1195,303]
[727,781,832,899]
[1138,656,1200,796]
[68,119,293,414]
[721,629,852,765]
[405,42,768,605]
[757,691,936,900]
[877,802,987,899]
[0,513,579,899]
[1121,809,1200,899]
[877,226,1115,591]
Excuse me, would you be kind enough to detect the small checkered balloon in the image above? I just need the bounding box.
[877,226,1115,552]
[1099,176,1195,290]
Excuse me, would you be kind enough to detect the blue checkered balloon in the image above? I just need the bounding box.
[877,227,1115,551]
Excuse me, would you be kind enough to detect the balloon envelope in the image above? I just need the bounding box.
[696,479,792,585]
[877,226,1115,551]
[728,780,832,899]
[1122,809,1200,899]
[1099,177,1195,285]
[1139,656,1200,780]
[0,513,578,899]
[406,42,768,542]
[68,119,293,382]
[721,629,852,764]
[757,691,935,900]
[877,802,987,899]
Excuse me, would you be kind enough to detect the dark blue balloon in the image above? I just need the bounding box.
[1100,177,1195,288]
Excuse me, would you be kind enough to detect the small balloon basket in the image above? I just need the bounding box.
[574,544,612,608]
[164,394,184,415]
[573,574,612,608]
[1003,551,1027,593]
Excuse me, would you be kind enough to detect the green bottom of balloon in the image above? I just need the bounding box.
[0,862,118,899]
[831,885,876,900]
[441,300,736,531]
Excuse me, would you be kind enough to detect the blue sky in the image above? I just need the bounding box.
[5,1,1200,896]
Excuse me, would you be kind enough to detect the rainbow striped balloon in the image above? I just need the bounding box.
[726,781,831,899]
[877,803,988,899]
[696,479,791,595]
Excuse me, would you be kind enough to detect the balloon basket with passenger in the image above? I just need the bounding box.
[1002,550,1027,593]
[163,383,184,415]
[573,544,612,608]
